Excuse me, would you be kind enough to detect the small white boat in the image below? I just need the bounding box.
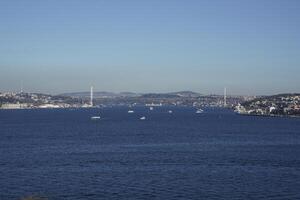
[128,110,134,113]
[140,116,146,120]
[149,107,154,111]
[91,116,101,120]
[196,109,204,114]
[168,110,173,113]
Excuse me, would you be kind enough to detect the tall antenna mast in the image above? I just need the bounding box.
[90,86,93,107]
[224,87,227,107]
[20,81,23,93]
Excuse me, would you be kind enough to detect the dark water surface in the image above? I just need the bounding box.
[1,107,300,200]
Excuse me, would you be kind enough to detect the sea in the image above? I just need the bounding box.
[0,107,300,200]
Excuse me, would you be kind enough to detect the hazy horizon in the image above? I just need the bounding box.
[1,0,300,95]
[2,87,300,97]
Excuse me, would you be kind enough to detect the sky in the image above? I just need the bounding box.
[0,0,300,95]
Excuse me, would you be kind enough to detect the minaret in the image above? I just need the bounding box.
[90,86,93,107]
[224,87,227,107]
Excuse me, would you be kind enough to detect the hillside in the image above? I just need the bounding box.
[236,93,300,116]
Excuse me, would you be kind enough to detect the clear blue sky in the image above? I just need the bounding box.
[0,0,299,95]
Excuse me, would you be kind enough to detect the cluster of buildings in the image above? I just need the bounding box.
[2,89,299,117]
[235,94,300,116]
[0,92,86,109]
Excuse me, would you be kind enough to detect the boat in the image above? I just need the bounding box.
[196,109,204,114]
[128,110,134,113]
[149,107,154,111]
[140,116,146,120]
[168,110,173,113]
[145,103,162,107]
[91,116,101,120]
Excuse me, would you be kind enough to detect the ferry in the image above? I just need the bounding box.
[91,116,101,120]
[145,103,162,107]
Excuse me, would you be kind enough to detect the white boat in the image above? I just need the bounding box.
[196,109,204,114]
[145,103,162,107]
[91,116,101,120]
[149,107,154,111]
[168,110,173,113]
[128,110,134,113]
[140,116,146,120]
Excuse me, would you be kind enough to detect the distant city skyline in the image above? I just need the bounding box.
[1,0,300,95]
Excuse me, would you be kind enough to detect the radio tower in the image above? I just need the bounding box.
[224,87,227,107]
[20,81,23,94]
[90,86,93,107]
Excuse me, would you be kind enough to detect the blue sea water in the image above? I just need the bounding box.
[0,107,300,200]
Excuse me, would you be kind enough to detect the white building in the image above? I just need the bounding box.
[1,103,27,109]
